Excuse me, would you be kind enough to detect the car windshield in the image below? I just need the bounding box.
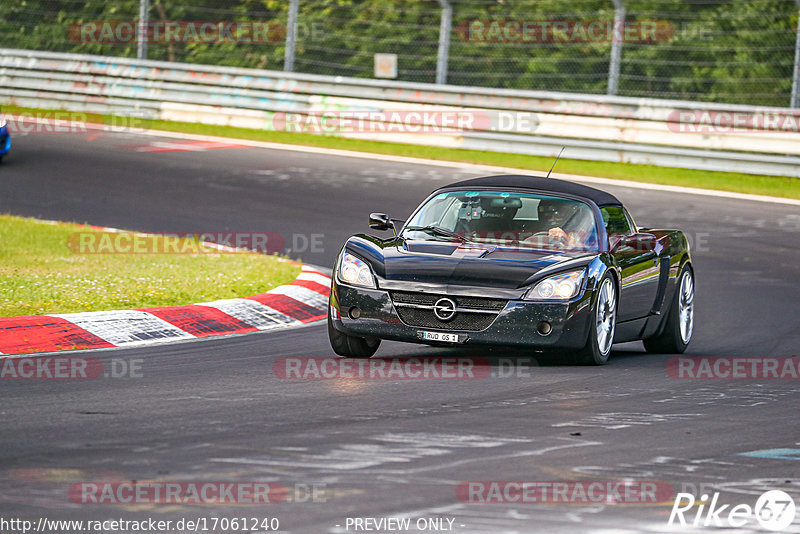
[402,190,599,252]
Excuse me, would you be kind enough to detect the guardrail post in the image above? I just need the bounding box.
[284,0,299,72]
[608,0,626,96]
[137,0,150,60]
[436,0,452,84]
[792,0,800,108]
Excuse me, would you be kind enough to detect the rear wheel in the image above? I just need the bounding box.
[576,273,617,365]
[644,265,694,354]
[327,313,380,358]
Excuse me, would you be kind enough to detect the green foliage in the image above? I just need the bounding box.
[0,0,797,105]
[620,0,797,105]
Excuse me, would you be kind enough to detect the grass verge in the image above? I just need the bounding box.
[3,104,800,199]
[0,215,301,317]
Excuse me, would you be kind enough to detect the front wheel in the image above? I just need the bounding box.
[643,266,694,354]
[576,273,617,365]
[327,313,380,358]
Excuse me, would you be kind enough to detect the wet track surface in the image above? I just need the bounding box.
[1,130,799,533]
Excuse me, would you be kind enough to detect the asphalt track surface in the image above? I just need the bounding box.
[1,129,800,533]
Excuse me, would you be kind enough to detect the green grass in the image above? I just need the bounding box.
[4,104,800,199]
[0,215,301,317]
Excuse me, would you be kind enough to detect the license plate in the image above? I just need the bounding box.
[419,331,462,343]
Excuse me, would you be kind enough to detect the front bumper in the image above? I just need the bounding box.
[0,123,10,155]
[330,280,593,350]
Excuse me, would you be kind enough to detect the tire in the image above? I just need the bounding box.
[576,273,617,365]
[327,313,380,358]
[643,265,694,354]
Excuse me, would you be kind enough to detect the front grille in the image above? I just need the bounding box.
[391,292,507,311]
[390,291,507,331]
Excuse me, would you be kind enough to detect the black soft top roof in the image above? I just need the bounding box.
[440,174,622,207]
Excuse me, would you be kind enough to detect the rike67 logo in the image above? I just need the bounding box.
[669,490,796,531]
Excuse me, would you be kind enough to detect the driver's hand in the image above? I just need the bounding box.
[548,227,568,243]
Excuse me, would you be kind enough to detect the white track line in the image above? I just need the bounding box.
[67,119,800,207]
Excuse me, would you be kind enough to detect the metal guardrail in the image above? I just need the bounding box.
[2,48,800,177]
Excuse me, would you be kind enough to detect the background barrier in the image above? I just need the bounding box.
[2,48,800,177]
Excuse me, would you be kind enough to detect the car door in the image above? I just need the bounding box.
[602,206,660,322]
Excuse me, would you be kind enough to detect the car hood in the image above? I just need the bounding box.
[376,239,595,290]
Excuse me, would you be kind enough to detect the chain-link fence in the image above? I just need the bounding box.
[1,0,798,107]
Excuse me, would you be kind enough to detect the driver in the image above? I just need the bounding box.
[525,198,583,249]
[539,198,574,242]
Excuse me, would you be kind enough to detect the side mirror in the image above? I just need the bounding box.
[369,213,392,231]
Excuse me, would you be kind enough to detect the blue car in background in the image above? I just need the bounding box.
[0,108,10,161]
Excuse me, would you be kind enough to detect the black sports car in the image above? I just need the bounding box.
[328,174,694,364]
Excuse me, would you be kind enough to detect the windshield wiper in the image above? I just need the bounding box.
[403,225,467,242]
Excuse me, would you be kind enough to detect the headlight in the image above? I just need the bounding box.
[337,251,376,289]
[0,115,6,129]
[526,269,586,300]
